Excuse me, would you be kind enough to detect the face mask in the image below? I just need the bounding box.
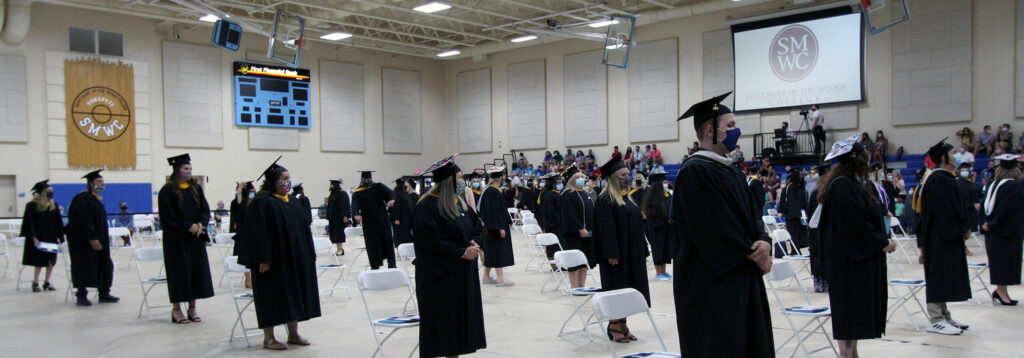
[248,192,255,199]
[46,192,53,199]
[279,180,292,193]
[179,168,192,182]
[455,181,467,195]
[619,176,630,189]
[960,148,966,153]
[636,179,642,186]
[886,175,893,181]
[877,134,882,138]
[539,182,546,188]
[472,182,481,189]
[954,156,963,167]
[120,205,127,210]
[92,185,105,194]
[555,183,564,191]
[575,178,586,188]
[960,171,969,178]
[722,127,741,152]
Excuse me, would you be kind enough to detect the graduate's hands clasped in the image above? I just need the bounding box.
[462,241,482,260]
[259,263,270,273]
[748,241,772,274]
[188,223,205,238]
[883,239,897,253]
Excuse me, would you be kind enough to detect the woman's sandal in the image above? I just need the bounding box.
[171,309,190,324]
[31,283,41,293]
[624,328,638,341]
[286,337,311,346]
[187,310,202,323]
[42,281,56,291]
[606,323,630,343]
[263,340,287,350]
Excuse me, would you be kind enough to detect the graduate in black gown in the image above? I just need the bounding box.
[20,180,64,292]
[290,183,313,225]
[817,135,895,357]
[629,175,646,206]
[642,168,674,281]
[807,164,830,292]
[955,163,981,233]
[412,154,486,358]
[779,167,808,252]
[916,138,972,335]
[558,164,596,288]
[478,166,516,287]
[519,177,540,212]
[502,178,517,208]
[671,92,774,357]
[352,171,397,269]
[157,154,215,324]
[236,158,320,350]
[67,170,119,306]
[593,157,650,343]
[746,165,767,215]
[327,179,351,255]
[981,154,1024,306]
[230,181,255,287]
[537,173,562,261]
[390,178,416,246]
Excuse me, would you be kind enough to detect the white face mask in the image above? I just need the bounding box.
[663,184,670,191]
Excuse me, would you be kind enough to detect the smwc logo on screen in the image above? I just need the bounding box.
[769,24,818,82]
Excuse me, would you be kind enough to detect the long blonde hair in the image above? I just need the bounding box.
[33,193,55,212]
[599,170,629,206]
[994,166,1023,183]
[419,175,467,219]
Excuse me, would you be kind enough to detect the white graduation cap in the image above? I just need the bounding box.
[823,134,862,162]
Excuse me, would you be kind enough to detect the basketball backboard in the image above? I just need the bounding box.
[267,10,305,67]
[862,0,910,35]
[602,15,636,69]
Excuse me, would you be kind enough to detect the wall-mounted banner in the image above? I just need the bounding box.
[64,58,136,169]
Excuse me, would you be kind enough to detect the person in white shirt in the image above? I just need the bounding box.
[811,105,826,154]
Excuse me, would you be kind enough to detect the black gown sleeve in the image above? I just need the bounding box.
[924,175,969,241]
[195,185,212,225]
[19,202,37,239]
[559,191,585,234]
[413,201,466,259]
[825,177,889,262]
[351,191,363,217]
[237,196,273,266]
[593,197,620,260]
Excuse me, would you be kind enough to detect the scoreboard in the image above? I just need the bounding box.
[233,61,311,129]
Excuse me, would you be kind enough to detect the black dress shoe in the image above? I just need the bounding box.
[98,294,120,303]
[76,297,92,307]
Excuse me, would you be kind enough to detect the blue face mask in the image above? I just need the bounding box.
[722,127,741,152]
[960,171,969,178]
[472,182,481,189]
[574,178,586,188]
[555,183,564,191]
[248,192,255,199]
[539,182,546,188]
[954,156,963,167]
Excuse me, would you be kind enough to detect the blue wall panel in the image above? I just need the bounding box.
[51,183,153,215]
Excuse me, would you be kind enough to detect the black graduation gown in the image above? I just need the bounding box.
[236,194,321,328]
[521,187,539,212]
[919,170,971,303]
[66,191,114,290]
[157,184,215,303]
[807,189,825,277]
[352,183,397,268]
[955,179,981,231]
[982,179,1024,285]
[671,153,774,358]
[390,191,415,246]
[229,198,249,256]
[748,177,767,213]
[479,186,514,268]
[645,194,674,265]
[558,189,596,270]
[537,189,561,257]
[820,176,888,340]
[291,193,313,225]
[779,183,808,249]
[502,187,516,208]
[593,192,650,305]
[327,189,350,244]
[881,180,898,214]
[20,201,64,267]
[412,195,486,357]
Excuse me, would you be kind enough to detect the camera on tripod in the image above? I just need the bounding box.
[799,109,810,116]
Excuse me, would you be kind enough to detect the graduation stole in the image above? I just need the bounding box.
[179,182,190,189]
[353,186,370,193]
[912,169,951,213]
[630,188,642,196]
[273,193,290,203]
[984,179,1013,216]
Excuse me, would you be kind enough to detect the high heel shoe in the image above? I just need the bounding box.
[993,292,1019,306]
[171,309,190,324]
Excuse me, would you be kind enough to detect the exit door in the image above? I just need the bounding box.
[0,175,15,217]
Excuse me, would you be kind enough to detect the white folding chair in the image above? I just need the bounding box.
[213,233,236,260]
[345,226,368,274]
[967,262,992,304]
[771,229,808,277]
[887,278,928,331]
[522,217,539,226]
[13,236,32,291]
[764,260,837,357]
[396,243,416,277]
[108,227,136,268]
[0,233,11,278]
[521,210,534,219]
[507,207,522,232]
[762,216,778,232]
[133,247,168,321]
[133,218,156,242]
[889,218,918,264]
[521,224,544,271]
[536,233,564,283]
[589,288,671,358]
[313,237,351,299]
[219,220,230,234]
[223,256,259,347]
[968,231,985,250]
[61,242,75,304]
[357,269,420,358]
[311,219,329,237]
[554,250,603,340]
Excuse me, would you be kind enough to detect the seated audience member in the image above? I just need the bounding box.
[996,124,1014,154]
[586,150,596,166]
[575,150,586,165]
[552,150,564,164]
[113,202,134,246]
[858,132,875,160]
[611,146,622,159]
[976,125,995,155]
[214,201,229,224]
[634,146,644,166]
[732,145,745,164]
[874,130,890,164]
[565,149,576,165]
[775,122,795,154]
[650,143,663,164]
[956,127,975,151]
[959,146,976,167]
[623,147,634,169]
[543,151,553,164]
[317,197,328,219]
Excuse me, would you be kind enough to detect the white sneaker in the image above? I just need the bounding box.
[947,319,969,330]
[927,321,963,335]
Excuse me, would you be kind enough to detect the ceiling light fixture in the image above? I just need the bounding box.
[199,14,220,23]
[414,2,451,14]
[589,20,620,28]
[437,50,460,57]
[510,35,537,43]
[320,32,353,41]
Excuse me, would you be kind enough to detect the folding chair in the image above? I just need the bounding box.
[771,229,808,276]
[61,242,76,304]
[554,250,603,340]
[536,234,564,285]
[887,278,928,331]
[311,219,329,237]
[968,231,985,250]
[507,207,522,232]
[133,247,169,321]
[589,288,672,358]
[13,236,30,291]
[344,226,368,274]
[357,269,420,358]
[224,256,259,347]
[768,208,779,216]
[889,218,918,264]
[0,233,11,278]
[521,224,544,271]
[520,210,534,219]
[213,233,236,261]
[764,260,837,357]
[219,221,230,234]
[133,218,156,242]
[396,243,416,278]
[522,217,539,226]
[108,227,136,268]
[967,262,992,304]
[762,216,778,232]
[313,237,351,299]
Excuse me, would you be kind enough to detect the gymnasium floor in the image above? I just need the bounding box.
[1,230,1022,357]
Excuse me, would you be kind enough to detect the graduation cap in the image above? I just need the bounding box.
[359,171,374,179]
[465,172,481,181]
[292,183,304,192]
[994,154,1022,169]
[394,178,408,185]
[243,181,255,191]
[957,162,972,170]
[487,165,506,179]
[648,167,668,182]
[31,179,50,194]
[421,153,460,182]
[82,169,103,182]
[823,134,863,162]
[599,157,625,179]
[925,137,953,164]
[166,153,191,167]
[330,179,342,186]
[678,92,733,144]
[257,156,285,182]
[561,163,581,181]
